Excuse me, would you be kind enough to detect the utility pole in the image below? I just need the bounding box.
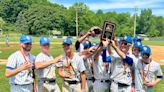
[75,9,78,38]
[134,6,138,37]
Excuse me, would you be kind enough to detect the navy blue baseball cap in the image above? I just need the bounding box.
[122,36,132,44]
[62,37,72,45]
[40,36,50,45]
[20,34,32,43]
[141,46,151,55]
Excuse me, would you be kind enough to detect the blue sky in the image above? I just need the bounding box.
[50,0,164,16]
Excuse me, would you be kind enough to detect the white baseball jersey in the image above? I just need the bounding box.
[56,53,86,81]
[6,50,35,85]
[82,56,94,78]
[137,59,163,92]
[129,54,143,92]
[93,55,110,80]
[110,51,133,85]
[35,52,56,79]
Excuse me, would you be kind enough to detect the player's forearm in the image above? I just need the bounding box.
[94,46,103,60]
[57,67,66,78]
[113,45,126,59]
[81,72,86,90]
[35,60,53,69]
[154,78,162,85]
[5,68,22,78]
[78,33,89,43]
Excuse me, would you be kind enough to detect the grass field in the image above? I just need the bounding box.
[0,37,164,92]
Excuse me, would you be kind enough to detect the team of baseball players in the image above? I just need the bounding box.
[5,27,163,92]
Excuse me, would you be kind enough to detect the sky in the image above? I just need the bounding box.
[50,0,164,16]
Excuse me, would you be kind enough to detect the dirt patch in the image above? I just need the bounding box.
[150,46,164,65]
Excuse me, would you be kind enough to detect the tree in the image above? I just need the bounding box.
[16,4,67,35]
[0,0,48,23]
[0,17,5,29]
[137,9,155,35]
[96,9,103,14]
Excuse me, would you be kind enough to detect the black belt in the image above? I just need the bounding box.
[118,83,129,87]
[100,80,110,83]
[112,80,129,87]
[43,79,56,83]
[86,77,95,82]
[65,80,80,84]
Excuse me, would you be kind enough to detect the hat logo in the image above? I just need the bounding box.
[26,36,30,40]
[64,39,67,43]
[143,47,147,51]
[138,42,141,45]
[124,36,127,39]
[44,38,47,41]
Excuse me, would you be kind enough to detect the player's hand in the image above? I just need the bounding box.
[65,74,74,79]
[102,38,109,48]
[130,87,135,92]
[20,63,32,71]
[144,81,156,87]
[89,26,102,37]
[89,46,97,53]
[110,40,117,48]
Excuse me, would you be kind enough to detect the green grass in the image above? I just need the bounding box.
[0,44,64,59]
[142,41,164,46]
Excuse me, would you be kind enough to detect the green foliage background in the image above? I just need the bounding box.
[0,0,164,37]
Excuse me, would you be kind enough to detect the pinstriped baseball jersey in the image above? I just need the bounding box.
[110,51,133,85]
[129,54,143,91]
[35,52,56,79]
[56,53,86,81]
[83,57,94,78]
[137,59,163,91]
[6,50,35,85]
[93,55,111,80]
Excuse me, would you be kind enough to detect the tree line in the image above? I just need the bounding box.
[0,0,164,37]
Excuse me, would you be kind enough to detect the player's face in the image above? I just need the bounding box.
[63,44,72,54]
[142,53,150,61]
[22,42,32,52]
[132,47,140,56]
[120,41,131,53]
[41,44,50,53]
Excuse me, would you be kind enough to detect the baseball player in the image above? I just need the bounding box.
[109,36,134,92]
[79,41,98,92]
[5,34,35,92]
[91,40,112,92]
[56,37,86,92]
[75,26,101,52]
[35,36,61,92]
[136,46,163,92]
[129,42,143,92]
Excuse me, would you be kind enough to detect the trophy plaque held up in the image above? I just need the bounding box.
[101,21,116,40]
